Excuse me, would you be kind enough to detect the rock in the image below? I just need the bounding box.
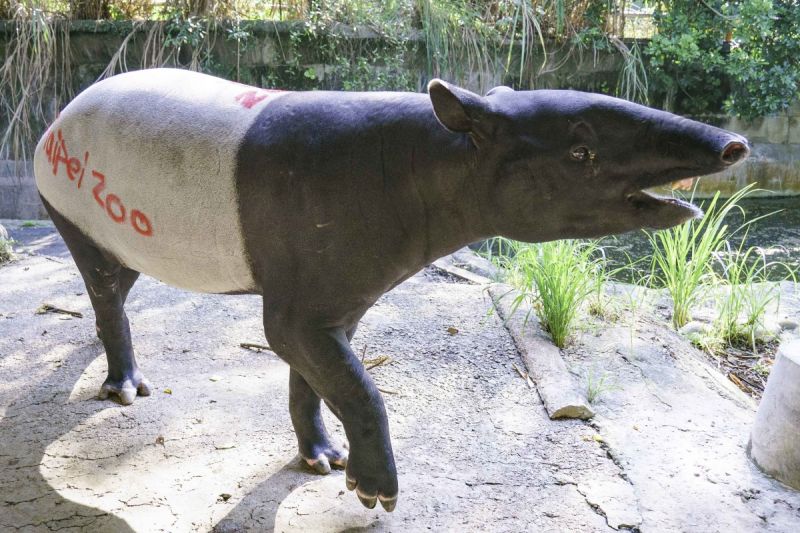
[452,248,500,280]
[432,253,492,285]
[679,321,708,336]
[778,318,799,332]
[748,339,800,490]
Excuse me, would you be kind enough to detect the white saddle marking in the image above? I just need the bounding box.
[35,69,285,293]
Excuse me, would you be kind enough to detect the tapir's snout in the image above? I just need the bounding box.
[721,139,750,166]
[620,122,750,232]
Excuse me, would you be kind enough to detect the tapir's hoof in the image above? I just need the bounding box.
[345,467,399,512]
[98,376,152,405]
[301,444,348,475]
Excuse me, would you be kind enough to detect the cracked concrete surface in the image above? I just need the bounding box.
[563,285,800,532]
[1,222,622,532]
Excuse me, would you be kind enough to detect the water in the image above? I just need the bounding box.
[602,196,800,281]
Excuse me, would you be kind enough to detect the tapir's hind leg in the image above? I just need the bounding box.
[42,198,151,405]
[290,369,349,474]
[288,325,359,474]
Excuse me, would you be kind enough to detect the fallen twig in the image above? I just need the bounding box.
[512,363,534,388]
[364,355,391,371]
[239,342,272,352]
[737,373,764,391]
[36,303,83,318]
[377,386,399,395]
[728,372,749,393]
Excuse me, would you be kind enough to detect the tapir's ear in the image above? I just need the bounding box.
[428,79,489,134]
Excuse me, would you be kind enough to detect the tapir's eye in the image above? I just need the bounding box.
[570,145,592,161]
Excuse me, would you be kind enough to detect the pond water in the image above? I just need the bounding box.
[603,196,800,281]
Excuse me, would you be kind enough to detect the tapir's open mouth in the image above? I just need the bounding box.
[623,139,749,229]
[623,169,705,228]
[625,189,702,228]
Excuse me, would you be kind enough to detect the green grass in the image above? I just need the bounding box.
[710,241,795,351]
[644,186,760,329]
[585,368,621,404]
[0,237,14,264]
[488,238,608,349]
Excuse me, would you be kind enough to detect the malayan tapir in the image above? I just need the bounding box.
[34,68,749,511]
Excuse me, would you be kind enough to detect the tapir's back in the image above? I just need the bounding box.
[34,68,285,293]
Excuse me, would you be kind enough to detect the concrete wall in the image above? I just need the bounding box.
[689,103,800,198]
[0,161,44,220]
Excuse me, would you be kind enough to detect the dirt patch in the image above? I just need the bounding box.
[702,339,780,399]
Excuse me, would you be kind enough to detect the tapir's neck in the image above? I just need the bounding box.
[373,99,496,272]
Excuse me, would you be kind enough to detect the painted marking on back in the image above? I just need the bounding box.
[43,128,154,237]
[234,89,284,109]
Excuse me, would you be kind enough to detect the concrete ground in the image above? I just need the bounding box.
[563,283,800,532]
[1,221,799,532]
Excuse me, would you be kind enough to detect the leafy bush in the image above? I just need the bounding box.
[646,0,800,118]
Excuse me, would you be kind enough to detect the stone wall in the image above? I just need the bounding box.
[688,104,800,198]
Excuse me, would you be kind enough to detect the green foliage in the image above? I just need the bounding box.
[490,238,608,349]
[281,2,416,91]
[0,5,72,163]
[724,0,800,118]
[712,244,776,349]
[710,237,795,350]
[0,237,14,264]
[646,0,800,118]
[645,187,755,329]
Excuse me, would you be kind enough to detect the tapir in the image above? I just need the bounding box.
[34,68,749,511]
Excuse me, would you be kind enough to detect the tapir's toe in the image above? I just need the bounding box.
[378,494,398,512]
[98,375,152,405]
[356,489,377,509]
[345,467,399,512]
[301,444,348,475]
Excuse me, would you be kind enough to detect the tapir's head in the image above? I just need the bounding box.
[428,80,750,242]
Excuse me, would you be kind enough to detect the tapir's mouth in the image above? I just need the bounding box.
[625,189,702,227]
[622,139,749,229]
[624,172,706,228]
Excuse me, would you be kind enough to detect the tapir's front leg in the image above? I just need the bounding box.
[265,315,398,511]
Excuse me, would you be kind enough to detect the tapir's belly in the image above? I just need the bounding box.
[34,69,285,293]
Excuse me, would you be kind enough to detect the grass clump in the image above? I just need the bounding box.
[645,186,757,329]
[489,238,607,349]
[710,241,795,352]
[0,237,15,264]
[645,184,795,354]
[585,368,620,404]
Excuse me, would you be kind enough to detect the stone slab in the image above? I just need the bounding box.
[489,284,594,420]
